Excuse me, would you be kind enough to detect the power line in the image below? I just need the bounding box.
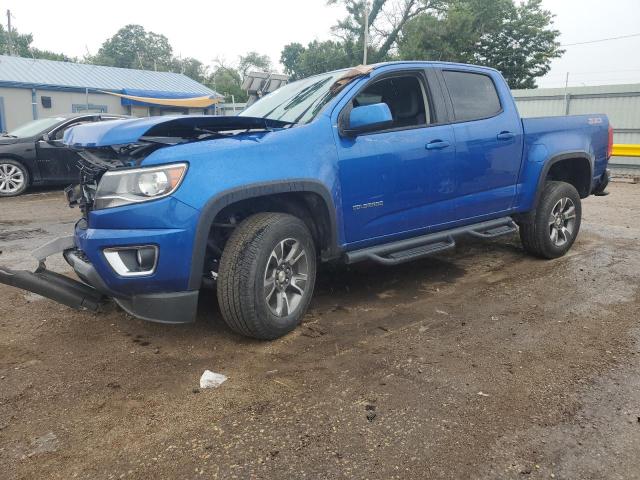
[561,32,640,47]
[543,68,640,79]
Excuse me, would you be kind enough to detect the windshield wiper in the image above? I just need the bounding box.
[265,119,297,129]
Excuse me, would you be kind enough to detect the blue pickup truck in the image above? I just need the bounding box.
[0,61,612,339]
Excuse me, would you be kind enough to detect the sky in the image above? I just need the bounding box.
[4,0,640,88]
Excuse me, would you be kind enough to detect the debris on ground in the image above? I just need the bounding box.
[28,432,59,456]
[365,404,377,422]
[301,324,326,337]
[199,370,227,389]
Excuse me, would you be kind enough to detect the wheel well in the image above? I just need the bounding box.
[545,157,591,198]
[208,192,334,259]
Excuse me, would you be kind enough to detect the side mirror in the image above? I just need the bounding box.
[42,132,64,146]
[343,103,393,136]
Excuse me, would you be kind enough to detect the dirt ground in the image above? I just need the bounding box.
[1,183,639,480]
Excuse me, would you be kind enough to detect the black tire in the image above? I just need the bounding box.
[0,159,29,197]
[519,181,582,259]
[217,212,317,340]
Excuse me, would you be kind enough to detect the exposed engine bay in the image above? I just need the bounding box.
[65,142,167,215]
[63,115,294,215]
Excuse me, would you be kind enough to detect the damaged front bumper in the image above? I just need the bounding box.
[0,235,199,324]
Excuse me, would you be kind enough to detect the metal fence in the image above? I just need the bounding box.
[512,84,640,174]
[215,102,247,116]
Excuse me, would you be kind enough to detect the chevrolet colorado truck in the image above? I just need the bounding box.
[0,62,612,339]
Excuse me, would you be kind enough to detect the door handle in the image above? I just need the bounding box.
[496,131,515,141]
[425,140,450,150]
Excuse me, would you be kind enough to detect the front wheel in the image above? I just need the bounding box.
[0,159,29,197]
[217,213,317,340]
[519,181,582,259]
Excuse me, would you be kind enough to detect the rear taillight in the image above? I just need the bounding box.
[607,125,614,159]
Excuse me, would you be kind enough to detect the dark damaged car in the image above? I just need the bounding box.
[0,113,127,196]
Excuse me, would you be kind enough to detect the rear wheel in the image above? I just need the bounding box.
[216,213,317,340]
[519,181,582,259]
[0,159,29,197]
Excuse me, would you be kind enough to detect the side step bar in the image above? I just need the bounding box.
[345,217,518,266]
[0,265,104,311]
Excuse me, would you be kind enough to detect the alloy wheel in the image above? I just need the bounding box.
[0,163,25,194]
[548,197,576,247]
[263,238,309,317]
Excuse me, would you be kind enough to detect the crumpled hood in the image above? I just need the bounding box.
[63,115,291,148]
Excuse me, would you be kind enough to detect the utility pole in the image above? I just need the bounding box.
[363,2,369,65]
[563,72,570,116]
[6,10,13,56]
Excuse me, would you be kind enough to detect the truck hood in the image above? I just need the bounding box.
[63,115,291,148]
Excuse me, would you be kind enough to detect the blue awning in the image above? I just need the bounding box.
[116,89,222,107]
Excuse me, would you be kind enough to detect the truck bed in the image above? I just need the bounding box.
[522,114,611,180]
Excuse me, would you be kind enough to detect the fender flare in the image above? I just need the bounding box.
[188,179,340,290]
[532,151,593,210]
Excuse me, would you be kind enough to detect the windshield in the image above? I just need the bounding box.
[240,70,347,124]
[6,117,65,138]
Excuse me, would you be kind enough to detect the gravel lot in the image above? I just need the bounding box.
[1,183,639,479]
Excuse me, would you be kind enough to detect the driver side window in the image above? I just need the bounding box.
[352,75,431,130]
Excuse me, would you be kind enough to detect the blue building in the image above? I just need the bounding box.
[0,55,222,131]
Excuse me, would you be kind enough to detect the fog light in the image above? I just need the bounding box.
[103,245,158,277]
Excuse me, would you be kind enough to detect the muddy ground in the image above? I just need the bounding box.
[1,183,639,480]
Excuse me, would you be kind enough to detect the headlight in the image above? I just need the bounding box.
[94,163,187,209]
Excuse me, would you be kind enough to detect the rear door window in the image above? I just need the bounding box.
[442,70,501,122]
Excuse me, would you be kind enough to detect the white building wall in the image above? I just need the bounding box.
[0,87,131,130]
[35,90,127,118]
[0,87,33,130]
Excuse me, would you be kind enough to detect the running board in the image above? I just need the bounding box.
[345,217,517,266]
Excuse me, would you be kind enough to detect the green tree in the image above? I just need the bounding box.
[209,59,248,102]
[172,57,209,84]
[280,40,351,80]
[89,24,222,86]
[0,25,74,61]
[474,0,563,88]
[208,51,275,102]
[89,24,174,71]
[280,43,306,75]
[238,51,272,76]
[398,0,563,88]
[328,0,445,64]
[398,0,511,62]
